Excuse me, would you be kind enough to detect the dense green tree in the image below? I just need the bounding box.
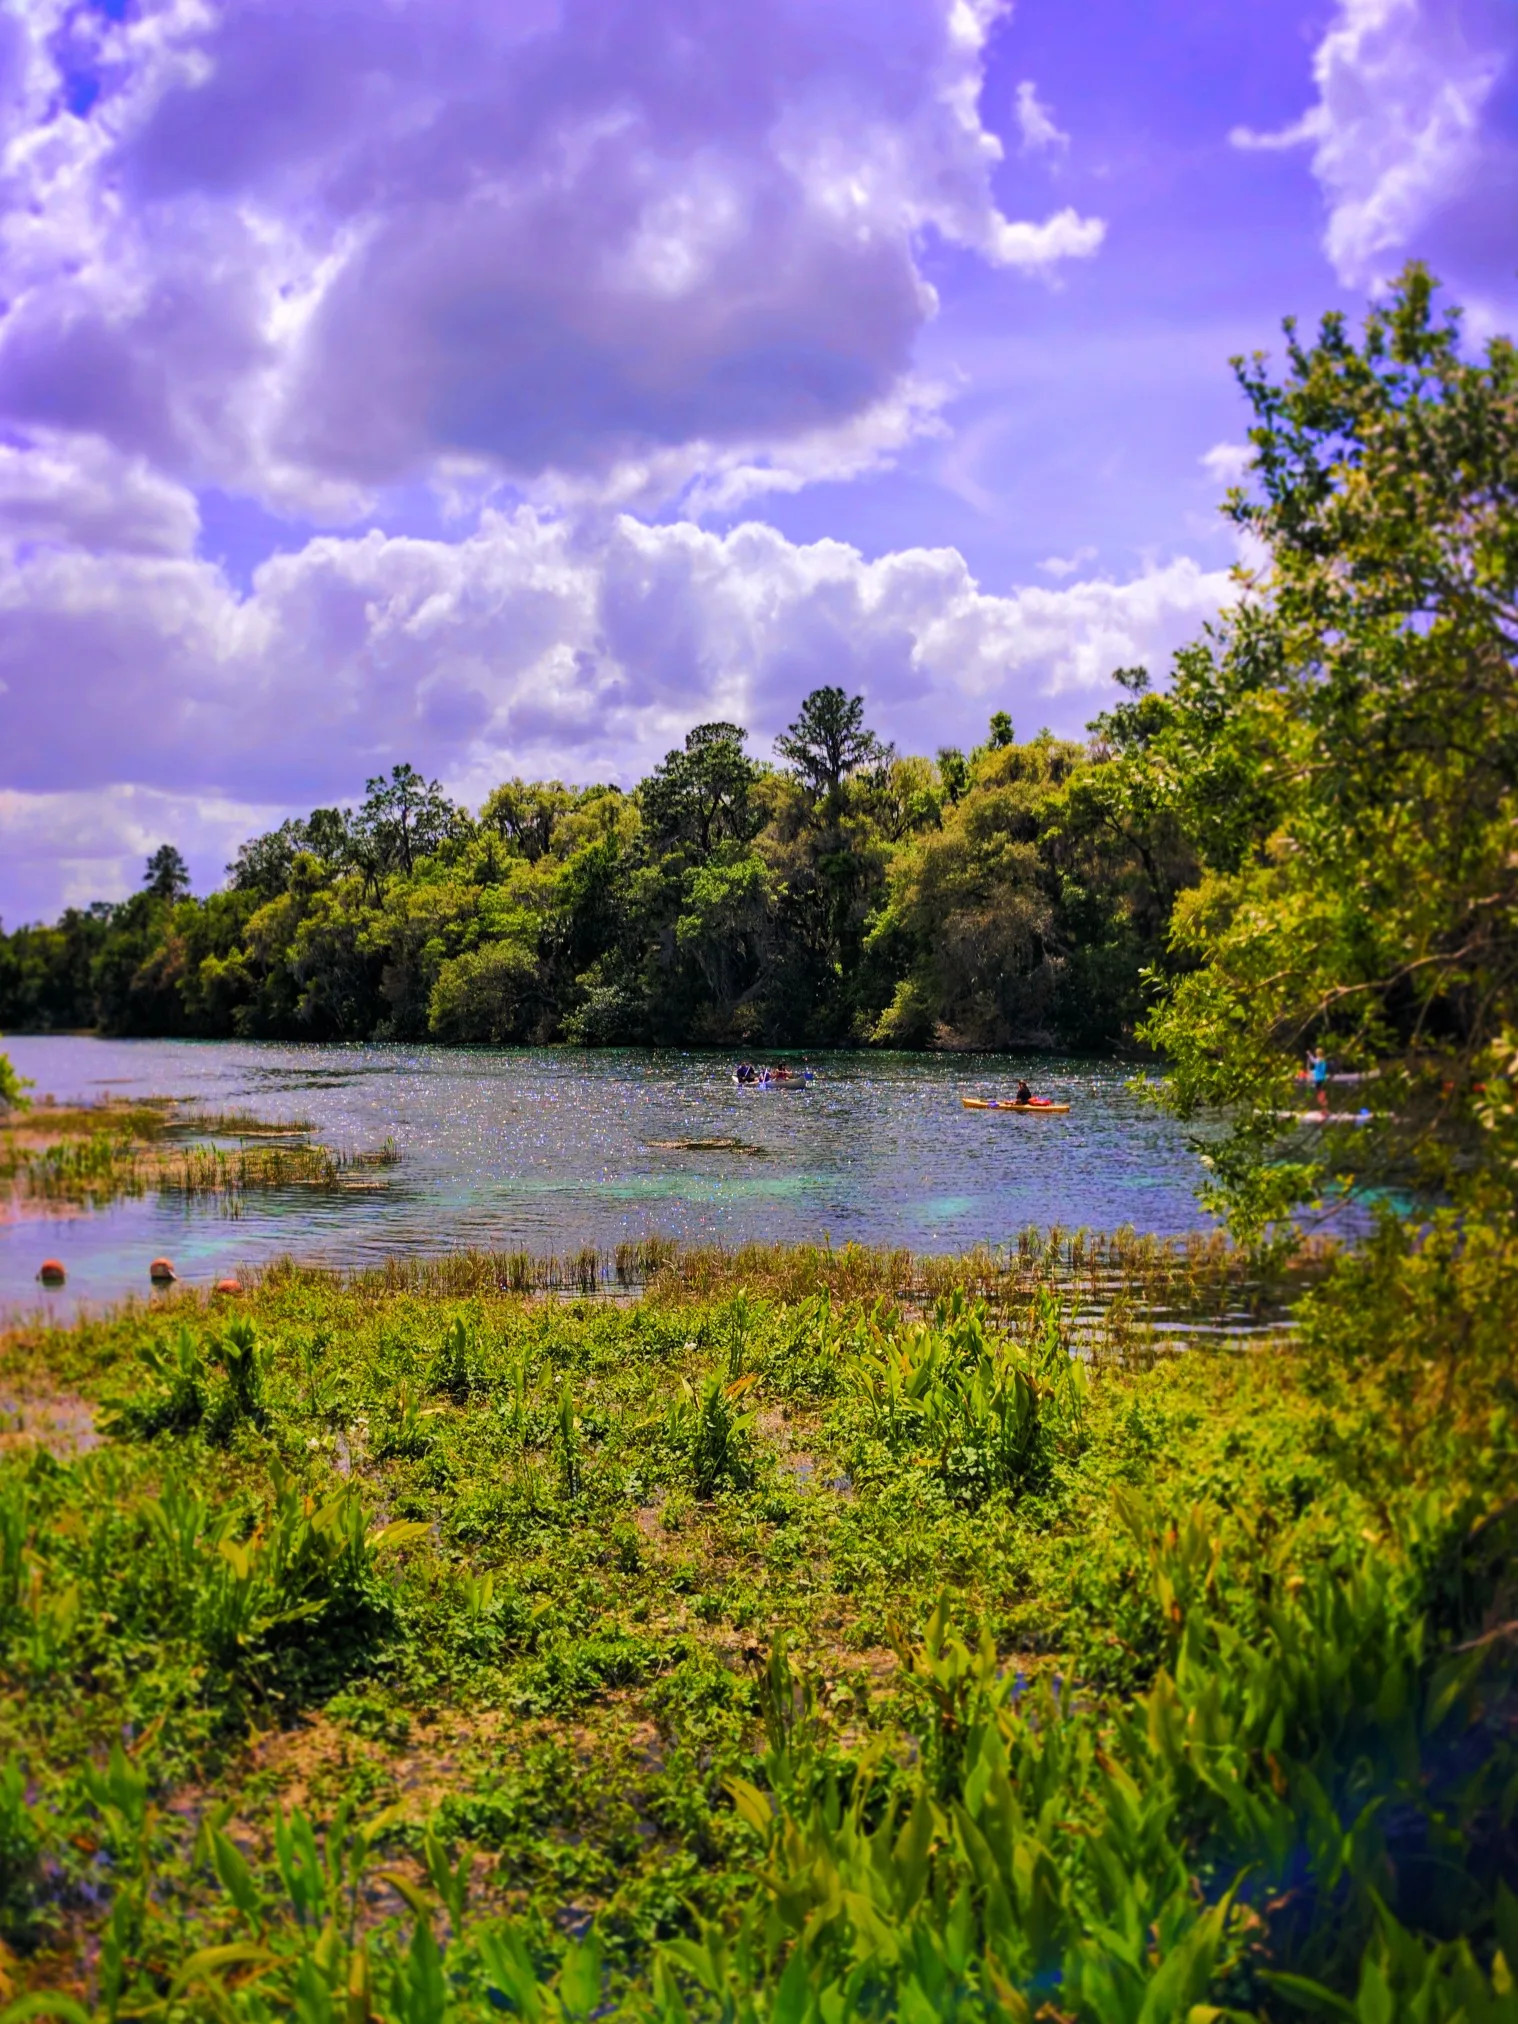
[228,808,352,896]
[353,765,466,882]
[428,938,539,1043]
[675,850,773,1035]
[640,722,760,857]
[0,905,113,1030]
[775,686,892,801]
[1136,266,1518,1227]
[480,780,573,862]
[0,714,1185,1053]
[143,844,191,900]
[869,738,1069,1049]
[936,746,970,805]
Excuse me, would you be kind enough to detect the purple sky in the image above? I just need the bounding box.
[1,0,1514,923]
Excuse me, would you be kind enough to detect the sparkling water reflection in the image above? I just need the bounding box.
[1,1036,1211,1309]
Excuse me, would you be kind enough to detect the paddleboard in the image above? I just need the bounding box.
[1275,1109,1378,1124]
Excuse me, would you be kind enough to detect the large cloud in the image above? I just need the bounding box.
[0,480,1236,918]
[0,0,1103,514]
[1232,0,1515,290]
[0,430,200,556]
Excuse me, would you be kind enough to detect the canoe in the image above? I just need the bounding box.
[962,1096,1071,1113]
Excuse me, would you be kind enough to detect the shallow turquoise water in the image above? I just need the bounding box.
[1,1037,1211,1311]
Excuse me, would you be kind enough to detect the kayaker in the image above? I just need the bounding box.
[1308,1048,1329,1107]
[736,1061,757,1084]
[1014,1080,1033,1106]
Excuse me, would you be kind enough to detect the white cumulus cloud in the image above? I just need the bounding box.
[0,0,1107,516]
[0,496,1237,916]
[1231,0,1513,287]
[1200,442,1254,487]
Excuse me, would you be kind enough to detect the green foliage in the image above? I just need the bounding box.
[142,843,191,901]
[0,1224,1506,2015]
[0,1756,44,1944]
[0,689,1176,1051]
[675,1371,759,1499]
[775,684,892,801]
[1133,266,1518,1228]
[103,1319,272,1444]
[102,1325,211,1439]
[429,1315,484,1402]
[833,1290,1084,1508]
[0,1048,29,1112]
[643,722,762,857]
[868,730,1187,1049]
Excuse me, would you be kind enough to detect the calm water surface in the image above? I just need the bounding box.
[1,1037,1211,1310]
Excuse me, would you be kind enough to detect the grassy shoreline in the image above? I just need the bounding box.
[0,1232,1511,2019]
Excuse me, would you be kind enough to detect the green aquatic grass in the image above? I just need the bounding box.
[0,1228,1511,2019]
[1,1102,396,1215]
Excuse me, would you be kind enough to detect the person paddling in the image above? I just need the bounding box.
[1014,1079,1033,1106]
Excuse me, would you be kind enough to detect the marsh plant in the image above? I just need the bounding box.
[104,1318,273,1446]
[677,1370,759,1499]
[839,1290,1086,1506]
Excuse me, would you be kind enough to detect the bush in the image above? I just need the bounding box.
[0,1048,31,1112]
[103,1326,210,1440]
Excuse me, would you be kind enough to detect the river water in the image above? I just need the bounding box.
[1,1036,1211,1310]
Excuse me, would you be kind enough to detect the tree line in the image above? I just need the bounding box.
[0,685,1192,1053]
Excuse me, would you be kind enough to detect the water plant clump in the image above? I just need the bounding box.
[0,1091,398,1219]
[0,1224,1507,2016]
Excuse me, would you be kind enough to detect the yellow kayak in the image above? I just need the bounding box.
[962,1096,1071,1113]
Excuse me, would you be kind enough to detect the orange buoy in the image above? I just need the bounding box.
[38,1259,66,1286]
[214,1278,241,1295]
[148,1257,176,1284]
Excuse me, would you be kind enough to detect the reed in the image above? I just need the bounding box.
[6,1123,398,1211]
[10,1131,145,1201]
[253,1227,1323,1360]
[158,1142,342,1198]
[165,1108,316,1137]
